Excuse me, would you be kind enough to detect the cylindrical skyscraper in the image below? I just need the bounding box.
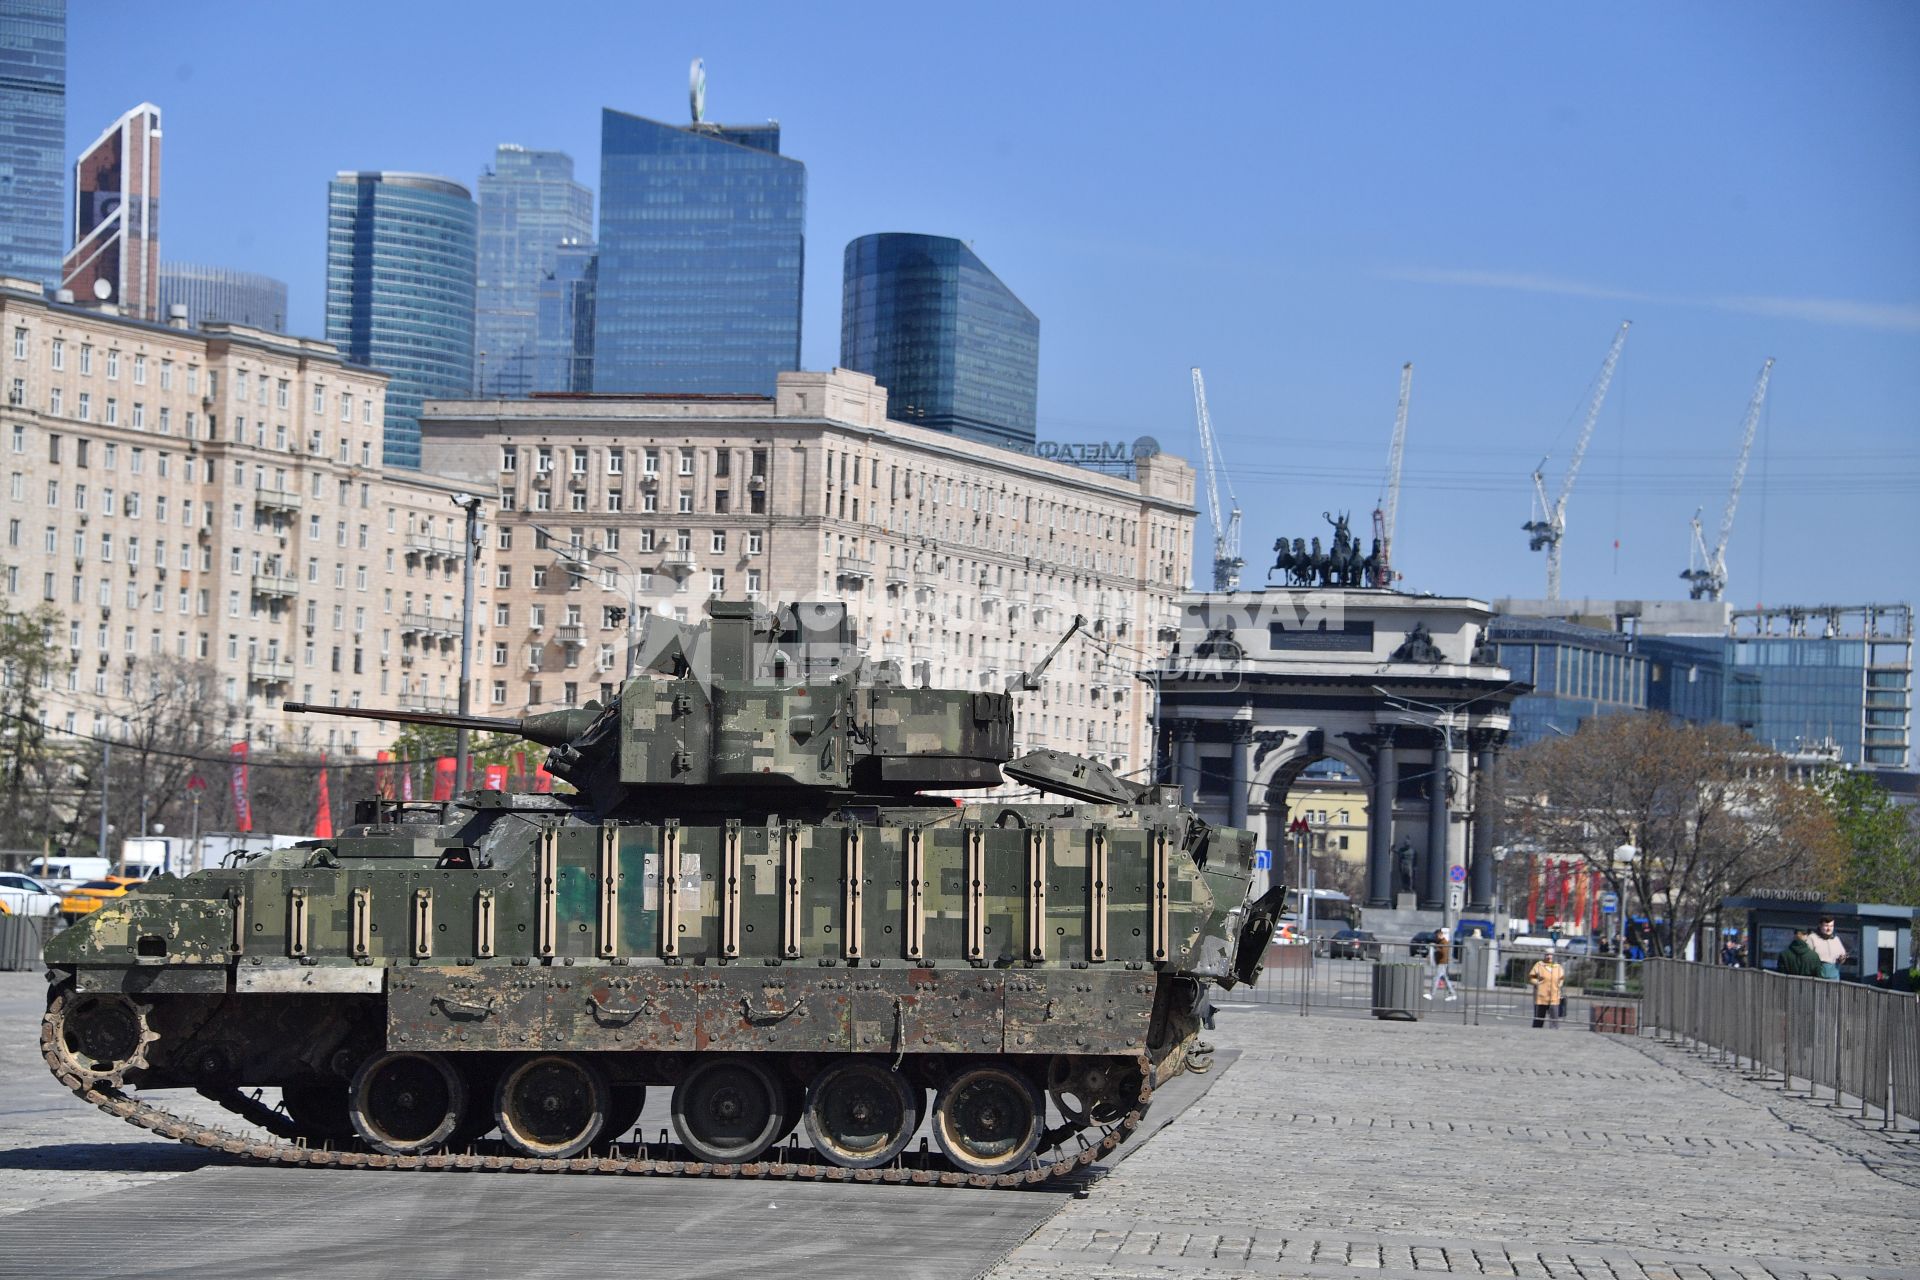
[325,172,476,469]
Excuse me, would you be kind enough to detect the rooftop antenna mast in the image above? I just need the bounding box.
[1680,357,1774,601]
[1371,362,1413,588]
[1191,367,1243,591]
[1522,320,1631,601]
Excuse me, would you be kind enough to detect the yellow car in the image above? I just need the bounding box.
[59,876,144,922]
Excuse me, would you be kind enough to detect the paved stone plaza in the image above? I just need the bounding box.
[2,971,1915,1279]
[990,1004,1920,1280]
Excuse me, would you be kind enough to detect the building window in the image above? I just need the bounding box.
[496,567,511,588]
[746,532,762,555]
[491,680,507,705]
[134,355,148,385]
[50,339,63,371]
[501,445,517,471]
[532,566,548,588]
[676,491,692,514]
[643,448,659,475]
[677,450,693,476]
[710,531,726,555]
[608,448,624,475]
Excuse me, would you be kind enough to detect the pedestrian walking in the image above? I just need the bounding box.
[1422,925,1457,1003]
[1777,925,1823,976]
[1808,915,1848,981]
[1527,946,1566,1029]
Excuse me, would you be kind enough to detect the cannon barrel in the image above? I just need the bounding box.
[284,701,598,747]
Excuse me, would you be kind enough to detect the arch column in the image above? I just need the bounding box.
[1228,719,1252,828]
[1175,722,1200,807]
[1366,730,1397,908]
[1467,731,1504,914]
[1422,729,1448,910]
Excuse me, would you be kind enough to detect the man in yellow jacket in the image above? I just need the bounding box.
[1528,947,1567,1029]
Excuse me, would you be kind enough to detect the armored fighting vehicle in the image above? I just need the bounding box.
[43,601,1281,1186]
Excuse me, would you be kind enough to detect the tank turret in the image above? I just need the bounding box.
[291,601,1015,818]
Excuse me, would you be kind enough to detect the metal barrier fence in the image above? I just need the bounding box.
[1226,938,1646,1031]
[1642,958,1920,1129]
[0,914,52,972]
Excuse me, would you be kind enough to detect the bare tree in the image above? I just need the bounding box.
[0,603,75,853]
[1506,713,1842,956]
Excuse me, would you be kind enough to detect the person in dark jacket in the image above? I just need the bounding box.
[1778,926,1824,977]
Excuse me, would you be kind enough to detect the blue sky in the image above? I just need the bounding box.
[66,1,1919,609]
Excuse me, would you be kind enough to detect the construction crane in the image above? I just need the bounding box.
[1371,362,1413,588]
[1522,320,1632,601]
[1680,357,1774,602]
[1190,367,1243,591]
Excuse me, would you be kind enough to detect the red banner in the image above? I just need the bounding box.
[432,757,457,801]
[374,750,394,801]
[533,764,553,794]
[512,750,527,792]
[1524,861,1541,929]
[230,742,252,833]
[315,754,334,839]
[400,749,414,802]
[482,763,507,791]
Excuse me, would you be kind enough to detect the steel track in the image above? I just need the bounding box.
[41,995,1152,1189]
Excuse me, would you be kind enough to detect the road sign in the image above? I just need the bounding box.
[1448,864,1466,884]
[1599,891,1619,914]
[1447,885,1464,911]
[1253,849,1272,871]
[186,775,207,791]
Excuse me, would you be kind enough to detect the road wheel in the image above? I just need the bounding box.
[347,1051,466,1156]
[494,1054,610,1159]
[932,1064,1043,1177]
[803,1060,919,1169]
[671,1057,786,1164]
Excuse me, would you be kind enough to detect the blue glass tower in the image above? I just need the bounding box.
[0,0,66,287]
[533,239,596,393]
[592,109,804,395]
[474,145,592,397]
[325,172,477,468]
[840,233,1039,450]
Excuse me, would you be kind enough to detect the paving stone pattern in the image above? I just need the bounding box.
[989,1008,1920,1280]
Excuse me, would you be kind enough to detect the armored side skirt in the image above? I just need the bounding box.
[386,964,1159,1058]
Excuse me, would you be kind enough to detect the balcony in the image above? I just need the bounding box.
[250,573,299,600]
[836,555,875,582]
[661,549,698,574]
[400,611,458,641]
[556,624,585,646]
[399,693,456,714]
[405,535,463,564]
[248,659,293,685]
[252,487,303,513]
[884,565,909,588]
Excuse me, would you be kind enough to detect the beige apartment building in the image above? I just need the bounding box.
[423,368,1196,775]
[1,277,484,758]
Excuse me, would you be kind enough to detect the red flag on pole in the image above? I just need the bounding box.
[482,763,507,791]
[432,757,457,801]
[533,764,554,794]
[1524,860,1541,929]
[512,750,527,792]
[401,749,415,802]
[315,753,334,839]
[375,750,394,801]
[230,742,253,833]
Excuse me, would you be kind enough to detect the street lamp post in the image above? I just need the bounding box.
[1612,842,1637,993]
[452,494,483,796]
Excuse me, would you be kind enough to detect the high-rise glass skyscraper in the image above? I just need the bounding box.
[533,239,596,393]
[160,263,288,332]
[840,233,1039,450]
[325,172,476,469]
[592,108,804,395]
[474,145,592,397]
[0,0,65,287]
[62,101,161,320]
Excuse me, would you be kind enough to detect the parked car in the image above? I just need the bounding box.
[1328,928,1381,960]
[0,872,64,920]
[1557,935,1599,957]
[58,876,143,923]
[1409,930,1439,958]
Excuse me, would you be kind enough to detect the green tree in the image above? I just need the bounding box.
[1815,768,1920,905]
